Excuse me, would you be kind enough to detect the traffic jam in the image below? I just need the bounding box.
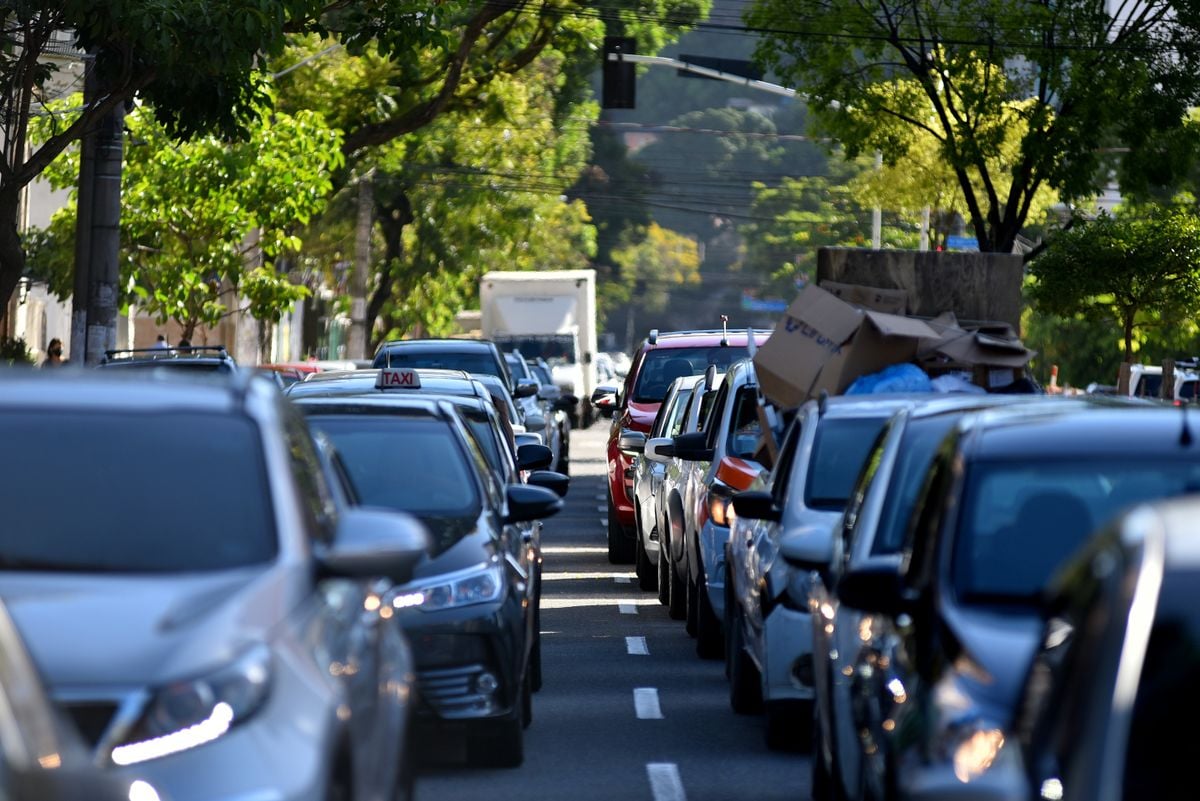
[3,302,1199,801]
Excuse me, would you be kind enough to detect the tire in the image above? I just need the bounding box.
[765,700,815,753]
[695,571,722,659]
[723,553,735,680]
[657,529,671,606]
[667,531,687,620]
[635,529,656,591]
[729,605,763,715]
[607,494,635,564]
[521,667,533,729]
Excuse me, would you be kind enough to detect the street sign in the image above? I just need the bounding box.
[946,235,979,251]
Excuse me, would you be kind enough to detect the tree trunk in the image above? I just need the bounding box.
[0,194,24,325]
[368,188,414,349]
[347,173,374,361]
[1123,312,1135,363]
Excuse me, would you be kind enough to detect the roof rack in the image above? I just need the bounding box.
[652,327,773,338]
[104,345,229,358]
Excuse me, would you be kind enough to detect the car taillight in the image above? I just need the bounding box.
[709,495,735,527]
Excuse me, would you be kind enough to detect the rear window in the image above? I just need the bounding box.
[804,416,890,510]
[304,415,480,525]
[0,411,276,572]
[871,415,961,554]
[373,349,501,378]
[632,347,749,403]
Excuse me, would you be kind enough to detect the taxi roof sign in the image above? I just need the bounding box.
[376,368,422,390]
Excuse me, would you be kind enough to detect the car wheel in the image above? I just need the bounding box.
[685,571,698,638]
[667,530,687,620]
[635,530,656,592]
[695,572,722,660]
[657,529,671,606]
[765,699,815,752]
[723,550,735,680]
[728,604,763,715]
[521,666,533,729]
[607,494,635,564]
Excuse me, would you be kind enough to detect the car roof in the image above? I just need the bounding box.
[965,403,1200,459]
[641,330,771,351]
[284,369,488,400]
[375,338,498,354]
[0,370,250,414]
[802,394,923,419]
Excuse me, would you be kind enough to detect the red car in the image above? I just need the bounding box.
[597,328,771,563]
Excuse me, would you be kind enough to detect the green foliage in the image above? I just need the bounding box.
[604,222,701,316]
[0,337,34,367]
[30,97,342,335]
[747,0,1200,251]
[1028,207,1200,362]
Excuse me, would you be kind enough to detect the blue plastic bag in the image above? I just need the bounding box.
[845,363,933,395]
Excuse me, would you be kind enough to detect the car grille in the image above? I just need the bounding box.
[61,701,119,747]
[417,664,500,719]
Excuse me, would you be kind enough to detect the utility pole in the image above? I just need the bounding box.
[71,55,126,365]
[347,171,374,361]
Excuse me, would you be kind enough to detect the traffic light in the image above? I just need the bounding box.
[602,37,636,109]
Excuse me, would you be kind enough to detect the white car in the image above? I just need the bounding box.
[0,371,428,801]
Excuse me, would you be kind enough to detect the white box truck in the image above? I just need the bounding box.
[480,269,597,426]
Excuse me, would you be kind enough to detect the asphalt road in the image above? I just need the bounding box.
[418,423,812,801]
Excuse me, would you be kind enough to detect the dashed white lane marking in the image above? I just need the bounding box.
[646,763,685,801]
[634,688,663,720]
[598,519,607,527]
[540,545,608,556]
[626,636,649,655]
[619,603,638,615]
[595,493,606,500]
[542,571,635,581]
[614,576,631,584]
[596,505,607,513]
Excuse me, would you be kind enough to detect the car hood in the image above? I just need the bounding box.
[942,604,1043,720]
[624,401,659,431]
[0,566,296,689]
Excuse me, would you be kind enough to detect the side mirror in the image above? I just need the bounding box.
[526,470,569,498]
[836,555,910,615]
[525,412,547,429]
[618,430,646,454]
[321,509,429,585]
[672,431,714,462]
[514,379,539,399]
[732,490,780,522]
[779,521,838,571]
[514,432,543,449]
[537,385,559,402]
[518,443,554,471]
[591,383,620,416]
[505,483,563,524]
[553,395,577,413]
[644,436,675,463]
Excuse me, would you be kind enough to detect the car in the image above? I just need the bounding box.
[836,402,1200,801]
[97,345,238,373]
[625,374,701,592]
[0,370,429,801]
[528,357,574,473]
[727,395,914,750]
[596,327,771,564]
[793,394,1048,800]
[506,352,564,473]
[372,338,515,391]
[292,393,562,767]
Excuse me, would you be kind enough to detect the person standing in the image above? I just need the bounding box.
[41,339,65,368]
[150,335,169,350]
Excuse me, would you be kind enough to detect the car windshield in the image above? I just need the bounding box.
[953,459,1200,605]
[374,349,500,377]
[804,416,891,510]
[472,375,520,425]
[871,415,962,554]
[726,388,763,459]
[304,416,481,525]
[0,412,276,572]
[632,347,748,403]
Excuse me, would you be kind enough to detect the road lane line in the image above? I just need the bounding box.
[596,505,607,513]
[646,763,685,800]
[626,636,648,655]
[634,688,663,720]
[647,763,684,801]
[614,576,631,584]
[619,603,638,615]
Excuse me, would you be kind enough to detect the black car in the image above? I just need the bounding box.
[97,345,237,373]
[372,338,515,391]
[837,402,1200,801]
[292,394,562,767]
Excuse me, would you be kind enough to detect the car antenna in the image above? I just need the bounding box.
[1182,399,1194,447]
[720,314,729,347]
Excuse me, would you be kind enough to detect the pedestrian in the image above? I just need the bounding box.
[177,338,191,350]
[150,334,169,350]
[41,338,65,368]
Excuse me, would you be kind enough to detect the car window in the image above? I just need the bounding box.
[803,416,890,511]
[770,419,803,507]
[703,383,730,448]
[842,420,894,565]
[696,389,719,434]
[375,349,500,377]
[953,459,1200,605]
[459,407,507,482]
[870,415,963,555]
[283,404,337,544]
[631,346,748,403]
[726,387,763,459]
[0,411,277,572]
[304,415,481,525]
[667,388,694,437]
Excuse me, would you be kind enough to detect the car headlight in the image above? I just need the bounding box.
[407,563,506,612]
[110,644,271,766]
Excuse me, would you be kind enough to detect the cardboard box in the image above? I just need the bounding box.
[820,280,908,314]
[753,284,941,408]
[918,312,1036,387]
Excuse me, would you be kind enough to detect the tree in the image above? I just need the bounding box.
[1028,208,1200,362]
[29,100,342,339]
[605,222,701,349]
[748,0,1200,252]
[0,1,320,311]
